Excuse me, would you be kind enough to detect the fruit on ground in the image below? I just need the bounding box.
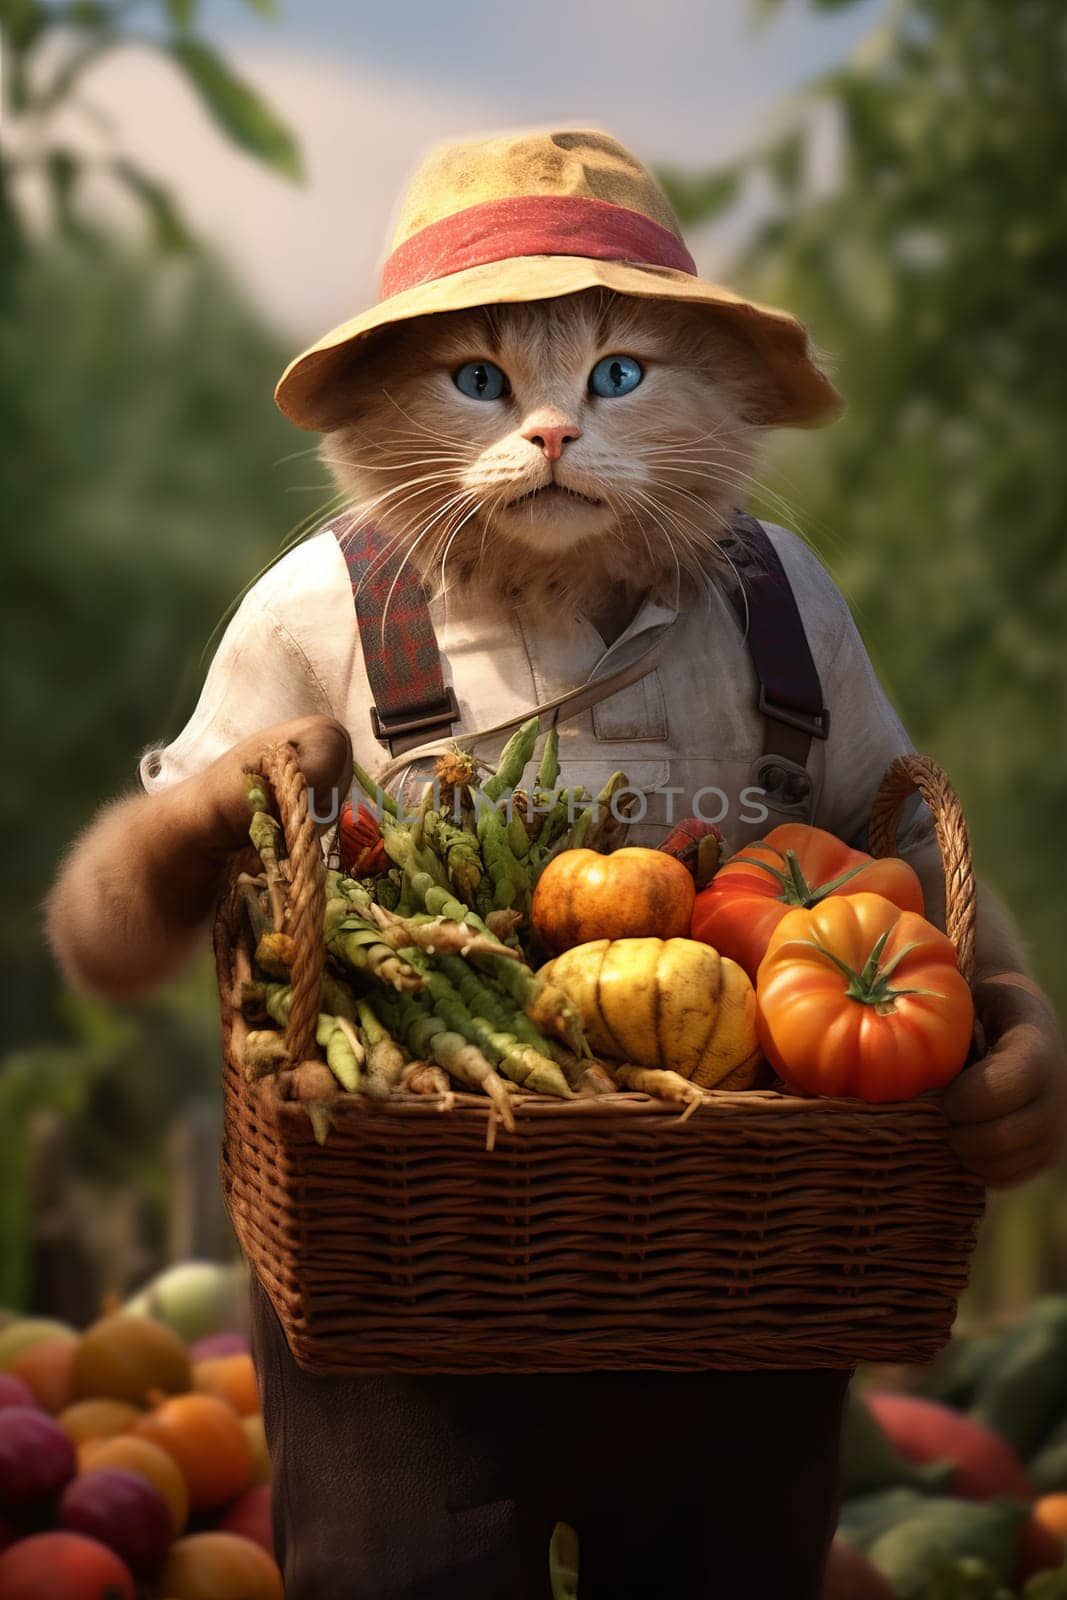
[57,1399,142,1447]
[189,1333,249,1363]
[134,1393,251,1510]
[0,1378,36,1413]
[0,1322,75,1374]
[71,1314,192,1407]
[756,894,974,1101]
[532,847,695,955]
[122,1262,248,1345]
[535,938,759,1088]
[241,1414,271,1486]
[220,1484,273,1557]
[192,1354,259,1417]
[690,822,924,980]
[1016,1507,1067,1583]
[157,1531,284,1600]
[1031,1493,1067,1546]
[0,1531,136,1599]
[79,1434,189,1535]
[60,1468,172,1576]
[11,1341,77,1415]
[0,1410,76,1512]
[822,1537,896,1600]
[866,1392,1033,1501]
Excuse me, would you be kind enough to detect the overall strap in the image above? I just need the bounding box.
[720,510,830,792]
[335,520,458,756]
[335,513,829,795]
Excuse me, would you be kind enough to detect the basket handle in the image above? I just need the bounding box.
[867,754,977,986]
[244,741,326,1064]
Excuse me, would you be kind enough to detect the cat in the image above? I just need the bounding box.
[318,288,785,642]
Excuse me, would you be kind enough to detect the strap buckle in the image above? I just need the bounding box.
[369,685,460,743]
[758,685,831,741]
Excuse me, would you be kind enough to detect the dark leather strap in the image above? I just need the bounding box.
[335,520,459,756]
[719,511,829,779]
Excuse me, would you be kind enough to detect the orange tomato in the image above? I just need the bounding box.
[755,893,973,1102]
[691,824,924,980]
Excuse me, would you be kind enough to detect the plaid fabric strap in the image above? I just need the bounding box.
[334,513,826,780]
[334,521,458,756]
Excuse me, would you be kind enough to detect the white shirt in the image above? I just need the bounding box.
[139,520,928,856]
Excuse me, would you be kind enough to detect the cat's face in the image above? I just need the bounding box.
[321,289,780,605]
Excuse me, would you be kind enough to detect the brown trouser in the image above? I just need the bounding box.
[251,1278,850,1599]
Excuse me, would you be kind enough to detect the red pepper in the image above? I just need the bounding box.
[338,800,389,877]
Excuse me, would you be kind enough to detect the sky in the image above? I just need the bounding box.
[32,0,884,340]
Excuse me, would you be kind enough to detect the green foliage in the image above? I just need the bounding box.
[0,959,221,1306]
[0,0,301,268]
[164,39,302,181]
[0,243,333,1302]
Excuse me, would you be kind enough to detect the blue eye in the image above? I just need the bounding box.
[589,355,643,398]
[453,361,508,401]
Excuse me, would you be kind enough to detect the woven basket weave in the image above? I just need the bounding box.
[216,752,986,1375]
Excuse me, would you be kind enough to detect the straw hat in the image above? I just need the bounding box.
[275,127,842,431]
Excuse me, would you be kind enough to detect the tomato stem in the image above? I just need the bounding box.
[805,932,942,1010]
[732,845,873,908]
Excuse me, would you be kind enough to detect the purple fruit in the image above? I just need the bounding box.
[60,1467,173,1576]
[0,1409,76,1511]
[189,1332,249,1362]
[0,1376,36,1412]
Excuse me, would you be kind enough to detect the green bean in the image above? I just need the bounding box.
[482,715,540,802]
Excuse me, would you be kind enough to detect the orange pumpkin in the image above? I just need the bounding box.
[133,1393,251,1510]
[532,847,695,955]
[157,1532,283,1600]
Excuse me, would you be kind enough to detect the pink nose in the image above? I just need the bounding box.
[521,418,581,461]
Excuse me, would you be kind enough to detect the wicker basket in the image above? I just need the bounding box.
[216,751,986,1375]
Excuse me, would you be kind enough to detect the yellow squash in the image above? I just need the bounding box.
[535,937,761,1089]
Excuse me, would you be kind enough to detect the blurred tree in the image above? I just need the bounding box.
[660,0,1066,1017]
[0,0,334,1307]
[0,0,301,284]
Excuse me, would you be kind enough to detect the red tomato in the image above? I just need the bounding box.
[690,824,924,980]
[755,893,973,1102]
[338,801,388,876]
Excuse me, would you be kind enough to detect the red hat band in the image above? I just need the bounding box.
[380,194,698,300]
